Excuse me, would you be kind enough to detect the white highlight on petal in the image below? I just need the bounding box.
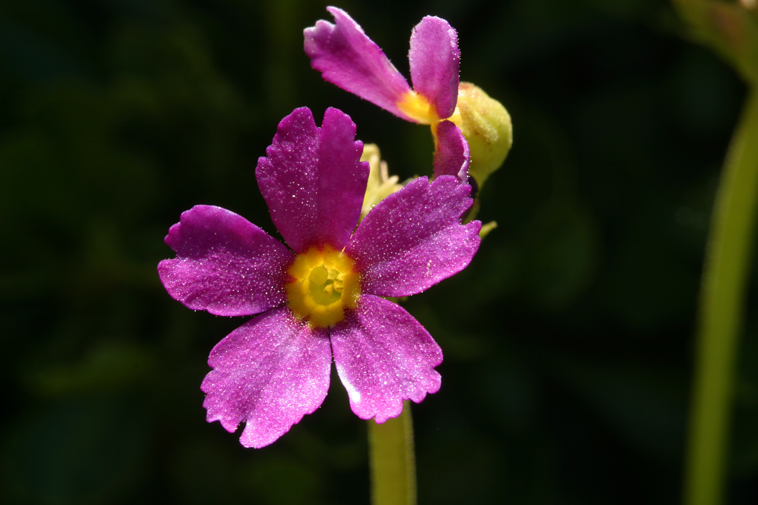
[337,366,362,403]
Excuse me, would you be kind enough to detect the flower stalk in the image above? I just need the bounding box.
[369,402,416,505]
[685,89,758,505]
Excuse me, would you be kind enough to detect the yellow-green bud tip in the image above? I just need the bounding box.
[449,82,512,188]
[360,144,403,220]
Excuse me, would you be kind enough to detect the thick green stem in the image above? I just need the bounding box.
[685,89,758,505]
[368,401,416,505]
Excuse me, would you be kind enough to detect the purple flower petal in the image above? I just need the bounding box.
[433,120,470,182]
[409,16,460,119]
[201,307,332,449]
[256,107,368,253]
[346,176,481,297]
[158,205,293,317]
[331,295,442,423]
[304,7,415,121]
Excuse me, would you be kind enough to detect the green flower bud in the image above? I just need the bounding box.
[449,82,512,188]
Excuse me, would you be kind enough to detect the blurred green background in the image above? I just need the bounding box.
[1,0,757,503]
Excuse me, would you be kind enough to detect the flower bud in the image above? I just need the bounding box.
[449,82,512,187]
[360,144,403,219]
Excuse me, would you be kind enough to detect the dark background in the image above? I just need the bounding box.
[1,0,757,503]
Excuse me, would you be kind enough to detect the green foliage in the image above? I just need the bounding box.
[673,0,758,84]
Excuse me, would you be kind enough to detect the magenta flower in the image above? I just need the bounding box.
[306,7,514,187]
[158,107,481,448]
[305,7,458,126]
[305,7,471,179]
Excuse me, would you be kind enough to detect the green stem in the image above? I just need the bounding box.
[685,89,758,505]
[368,401,417,505]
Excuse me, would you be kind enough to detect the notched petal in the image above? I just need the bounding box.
[304,7,414,120]
[347,176,481,297]
[256,106,368,253]
[331,295,442,423]
[201,307,332,449]
[158,205,292,317]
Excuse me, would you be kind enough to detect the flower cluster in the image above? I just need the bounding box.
[158,7,499,448]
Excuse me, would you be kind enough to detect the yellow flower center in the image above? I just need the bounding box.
[285,245,361,328]
[397,90,439,125]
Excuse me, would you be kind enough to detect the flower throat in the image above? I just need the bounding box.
[285,245,360,328]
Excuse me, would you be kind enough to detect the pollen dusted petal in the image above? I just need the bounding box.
[433,120,470,182]
[256,107,368,253]
[201,307,332,449]
[304,7,415,121]
[408,16,460,119]
[158,205,293,317]
[331,295,443,423]
[346,176,481,297]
